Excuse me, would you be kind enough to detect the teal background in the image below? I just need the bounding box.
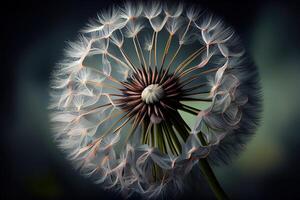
[4,0,300,199]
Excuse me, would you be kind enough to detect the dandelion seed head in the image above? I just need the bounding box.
[49,1,262,198]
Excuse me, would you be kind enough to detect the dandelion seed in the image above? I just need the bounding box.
[109,29,124,48]
[186,6,201,22]
[143,1,162,20]
[164,3,184,18]
[124,21,144,38]
[121,1,143,21]
[165,17,184,35]
[50,1,261,199]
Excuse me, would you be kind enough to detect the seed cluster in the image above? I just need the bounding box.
[116,67,183,125]
[49,1,261,197]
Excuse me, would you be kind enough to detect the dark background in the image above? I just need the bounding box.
[3,0,300,199]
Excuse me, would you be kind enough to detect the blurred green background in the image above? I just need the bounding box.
[4,0,300,199]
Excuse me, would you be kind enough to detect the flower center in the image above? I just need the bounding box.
[141,84,164,104]
[117,67,183,125]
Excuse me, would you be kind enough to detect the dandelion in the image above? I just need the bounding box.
[50,1,261,199]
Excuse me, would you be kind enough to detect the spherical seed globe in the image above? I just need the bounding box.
[49,1,261,198]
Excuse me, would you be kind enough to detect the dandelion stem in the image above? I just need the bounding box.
[132,37,142,67]
[164,121,181,155]
[86,80,119,90]
[124,113,142,145]
[180,67,219,81]
[183,82,208,92]
[143,122,153,144]
[154,31,158,67]
[95,112,131,141]
[106,52,130,69]
[119,47,138,72]
[198,159,230,200]
[175,46,206,75]
[148,50,152,67]
[85,67,123,86]
[182,20,192,42]
[160,34,174,82]
[152,97,227,199]
[179,103,201,114]
[149,31,156,67]
[178,106,198,115]
[180,97,212,102]
[164,20,191,72]
[166,44,182,71]
[136,35,148,69]
[78,103,112,119]
[160,34,173,70]
[182,91,210,96]
[198,133,230,200]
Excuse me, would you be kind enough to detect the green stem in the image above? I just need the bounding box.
[199,159,229,200]
[198,133,230,200]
